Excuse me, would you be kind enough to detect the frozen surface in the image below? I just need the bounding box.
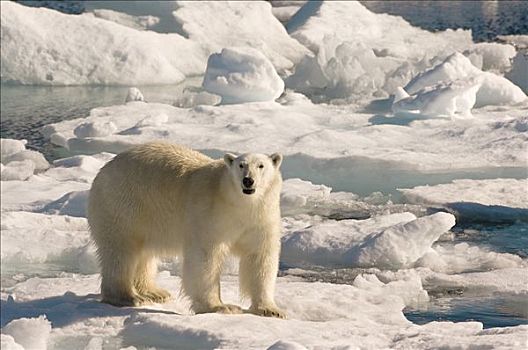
[203,47,285,103]
[2,1,527,347]
[281,212,455,269]
[0,1,206,85]
[41,95,528,172]
[285,1,474,102]
[464,42,516,72]
[0,138,49,180]
[1,273,526,349]
[400,179,528,223]
[400,179,528,209]
[86,9,160,31]
[172,1,310,73]
[405,53,526,108]
[2,315,51,350]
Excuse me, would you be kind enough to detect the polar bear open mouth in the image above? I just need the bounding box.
[242,188,256,195]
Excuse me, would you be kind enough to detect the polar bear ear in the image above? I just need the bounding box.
[270,153,283,169]
[224,153,236,166]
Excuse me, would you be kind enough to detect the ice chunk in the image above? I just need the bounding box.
[285,1,472,101]
[0,139,27,163]
[1,160,35,181]
[3,149,49,172]
[348,212,456,268]
[417,243,524,275]
[405,53,526,108]
[392,80,480,118]
[125,87,145,103]
[281,212,455,269]
[173,90,221,108]
[464,43,516,72]
[74,121,118,138]
[203,47,285,104]
[88,9,160,31]
[172,1,310,72]
[1,1,205,85]
[2,315,51,350]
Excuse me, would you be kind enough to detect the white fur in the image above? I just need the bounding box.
[88,142,285,318]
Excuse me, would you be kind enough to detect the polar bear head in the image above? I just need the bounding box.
[224,152,283,196]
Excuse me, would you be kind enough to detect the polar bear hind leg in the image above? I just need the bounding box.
[133,254,171,304]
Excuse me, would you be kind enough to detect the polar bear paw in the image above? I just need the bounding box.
[139,287,171,304]
[250,305,287,319]
[195,303,243,315]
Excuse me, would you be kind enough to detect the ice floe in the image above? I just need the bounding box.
[0,1,206,85]
[1,272,526,349]
[41,95,528,172]
[400,179,528,223]
[172,1,310,73]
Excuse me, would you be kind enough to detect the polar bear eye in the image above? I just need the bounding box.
[239,164,244,169]
[258,164,264,169]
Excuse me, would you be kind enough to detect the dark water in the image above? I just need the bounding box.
[0,82,200,158]
[404,222,528,328]
[405,294,528,329]
[362,0,528,42]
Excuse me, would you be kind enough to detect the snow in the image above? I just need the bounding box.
[172,1,310,73]
[0,1,206,85]
[203,47,285,104]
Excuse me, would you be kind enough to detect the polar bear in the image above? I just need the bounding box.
[88,142,285,318]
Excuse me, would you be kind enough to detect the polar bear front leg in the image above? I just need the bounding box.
[238,239,286,319]
[182,242,242,315]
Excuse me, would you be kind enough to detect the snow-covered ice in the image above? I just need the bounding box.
[2,0,528,348]
[40,94,528,172]
[404,52,526,109]
[203,47,285,103]
[0,1,206,85]
[400,179,528,209]
[0,138,49,181]
[172,1,310,73]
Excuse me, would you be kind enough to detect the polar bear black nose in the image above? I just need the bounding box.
[243,177,254,188]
